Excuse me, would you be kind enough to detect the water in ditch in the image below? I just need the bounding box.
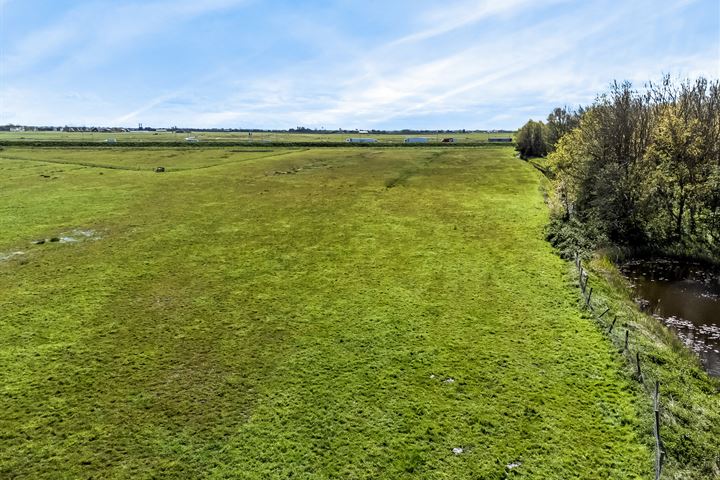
[620,258,720,377]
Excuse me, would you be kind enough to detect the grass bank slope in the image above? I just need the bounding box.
[1,147,650,478]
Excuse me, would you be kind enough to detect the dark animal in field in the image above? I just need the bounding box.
[155,167,165,173]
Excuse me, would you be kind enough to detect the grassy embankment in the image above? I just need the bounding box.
[529,155,720,478]
[2,146,651,478]
[577,254,720,479]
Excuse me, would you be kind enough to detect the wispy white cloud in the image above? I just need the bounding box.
[1,0,250,76]
[388,0,568,47]
[113,92,183,125]
[256,2,622,127]
[1,0,717,129]
[279,0,719,128]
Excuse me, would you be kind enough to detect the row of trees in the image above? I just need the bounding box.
[524,77,720,258]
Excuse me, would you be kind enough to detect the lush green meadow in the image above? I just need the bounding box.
[1,146,652,478]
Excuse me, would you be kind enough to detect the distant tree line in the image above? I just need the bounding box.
[520,76,720,260]
[0,124,512,135]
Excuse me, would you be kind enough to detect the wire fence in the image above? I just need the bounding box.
[574,252,665,479]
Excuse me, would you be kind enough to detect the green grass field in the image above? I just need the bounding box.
[1,146,653,478]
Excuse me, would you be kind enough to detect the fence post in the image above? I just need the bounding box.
[585,287,593,307]
[624,330,629,351]
[608,316,618,333]
[598,307,610,319]
[636,351,643,382]
[654,381,664,480]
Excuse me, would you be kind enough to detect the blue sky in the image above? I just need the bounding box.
[1,0,718,130]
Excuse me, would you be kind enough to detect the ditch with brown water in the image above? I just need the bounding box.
[620,258,720,377]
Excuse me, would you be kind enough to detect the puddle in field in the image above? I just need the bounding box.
[4,229,101,263]
[53,229,100,244]
[29,228,101,246]
[620,258,720,377]
[58,229,99,243]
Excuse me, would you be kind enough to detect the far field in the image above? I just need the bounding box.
[0,146,651,478]
[0,131,514,144]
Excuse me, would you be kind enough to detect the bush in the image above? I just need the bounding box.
[545,215,607,259]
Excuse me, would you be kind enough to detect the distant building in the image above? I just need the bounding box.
[185,136,199,143]
[488,137,513,143]
[358,130,369,134]
[404,137,428,143]
[345,138,377,143]
[105,138,117,144]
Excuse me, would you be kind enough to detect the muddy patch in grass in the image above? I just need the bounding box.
[270,161,330,176]
[0,251,26,262]
[32,228,102,246]
[384,169,416,188]
[384,154,439,188]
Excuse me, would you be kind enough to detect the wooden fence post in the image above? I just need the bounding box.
[608,316,617,333]
[654,381,664,480]
[598,307,610,319]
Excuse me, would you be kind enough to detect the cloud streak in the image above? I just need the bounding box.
[1,0,717,129]
[1,0,250,77]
